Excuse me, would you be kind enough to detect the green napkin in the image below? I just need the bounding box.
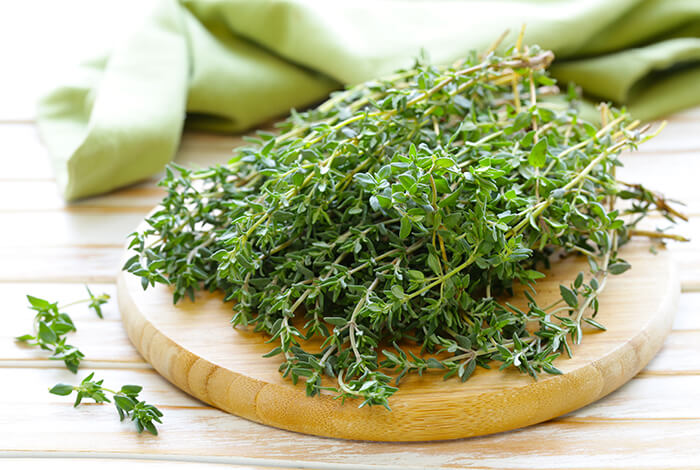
[38,0,700,200]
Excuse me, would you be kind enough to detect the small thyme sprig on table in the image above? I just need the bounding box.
[15,288,165,434]
[15,286,110,372]
[50,373,164,435]
[125,42,685,409]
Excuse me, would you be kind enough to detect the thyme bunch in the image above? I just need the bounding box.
[125,43,683,409]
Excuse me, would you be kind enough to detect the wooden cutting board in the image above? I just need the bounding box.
[117,240,679,442]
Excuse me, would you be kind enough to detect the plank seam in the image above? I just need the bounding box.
[0,360,151,370]
[2,449,700,470]
[552,416,700,423]
[0,279,119,284]
[0,243,124,248]
[635,148,700,154]
[637,370,700,377]
[0,452,424,470]
[0,208,157,214]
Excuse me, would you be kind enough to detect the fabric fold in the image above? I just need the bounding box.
[38,0,189,200]
[37,0,700,200]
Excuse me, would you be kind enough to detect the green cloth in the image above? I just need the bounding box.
[38,0,700,200]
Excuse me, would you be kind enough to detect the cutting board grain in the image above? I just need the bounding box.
[117,240,679,441]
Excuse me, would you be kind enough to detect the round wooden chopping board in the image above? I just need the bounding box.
[117,241,678,441]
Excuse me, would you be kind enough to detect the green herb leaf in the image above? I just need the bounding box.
[49,384,74,396]
[559,285,578,308]
[608,261,631,275]
[38,321,57,344]
[27,295,51,311]
[399,215,411,239]
[584,318,607,331]
[528,139,548,168]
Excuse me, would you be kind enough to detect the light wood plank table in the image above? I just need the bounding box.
[2,2,700,469]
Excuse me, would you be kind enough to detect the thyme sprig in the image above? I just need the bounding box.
[50,373,163,435]
[125,43,684,409]
[15,287,109,372]
[15,289,164,434]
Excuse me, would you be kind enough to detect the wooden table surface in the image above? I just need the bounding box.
[2,2,700,469]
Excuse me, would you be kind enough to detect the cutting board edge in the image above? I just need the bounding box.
[116,249,679,441]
